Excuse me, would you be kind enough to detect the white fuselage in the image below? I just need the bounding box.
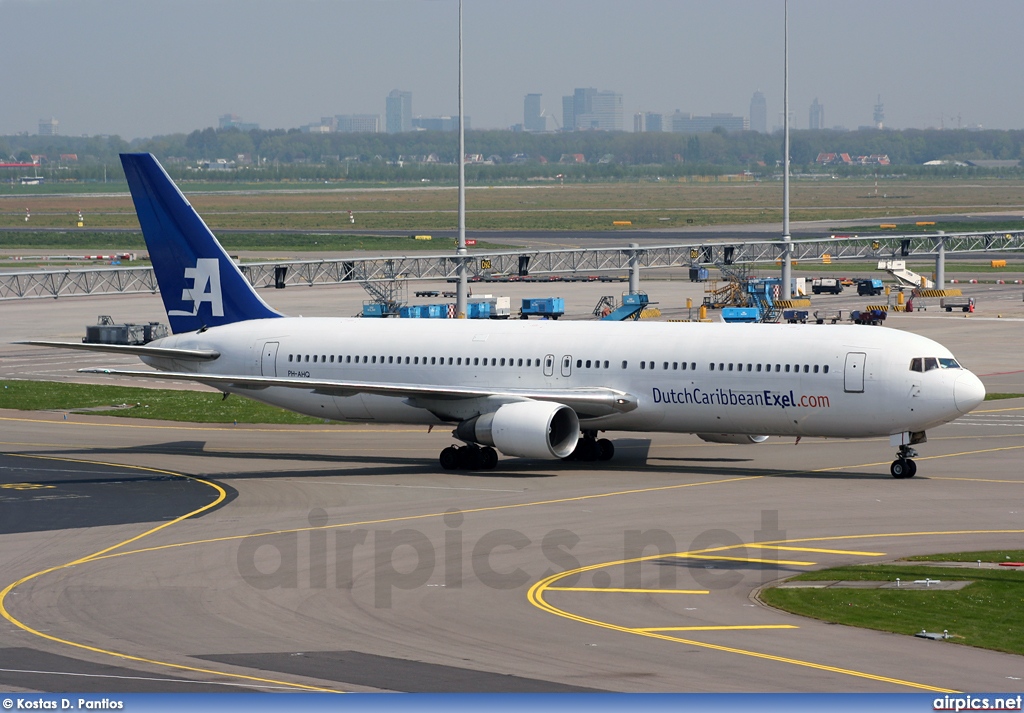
[141,318,983,440]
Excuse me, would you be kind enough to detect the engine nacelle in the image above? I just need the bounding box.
[455,401,580,460]
[696,433,770,445]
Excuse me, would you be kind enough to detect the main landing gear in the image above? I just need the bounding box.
[563,431,614,462]
[890,444,918,479]
[439,444,498,471]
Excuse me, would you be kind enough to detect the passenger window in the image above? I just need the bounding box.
[785,364,790,373]
[501,358,507,367]
[803,365,809,373]
[823,365,829,374]
[728,363,733,371]
[756,364,762,372]
[710,363,715,371]
[621,361,628,369]
[681,362,687,370]
[813,365,819,373]
[640,362,646,370]
[604,361,609,369]
[474,357,479,366]
[576,359,582,368]
[304,355,309,363]
[518,358,523,367]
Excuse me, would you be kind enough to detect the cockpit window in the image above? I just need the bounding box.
[938,358,961,369]
[910,357,923,373]
[924,357,939,371]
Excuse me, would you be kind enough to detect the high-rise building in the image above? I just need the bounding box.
[749,91,767,133]
[38,118,59,136]
[809,98,824,130]
[386,90,413,134]
[634,112,663,132]
[563,87,622,131]
[561,95,575,132]
[524,94,545,132]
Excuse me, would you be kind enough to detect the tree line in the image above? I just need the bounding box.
[2,126,1023,184]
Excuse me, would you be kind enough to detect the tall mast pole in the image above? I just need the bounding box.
[781,0,792,300]
[455,0,468,318]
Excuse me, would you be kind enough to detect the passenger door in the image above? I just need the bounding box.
[844,352,865,393]
[261,341,279,377]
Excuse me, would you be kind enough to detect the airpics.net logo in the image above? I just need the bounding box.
[236,508,787,608]
[169,258,223,317]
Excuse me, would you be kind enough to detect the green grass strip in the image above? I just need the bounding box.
[0,380,328,425]
[760,553,1024,655]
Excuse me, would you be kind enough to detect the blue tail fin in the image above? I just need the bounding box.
[121,153,283,334]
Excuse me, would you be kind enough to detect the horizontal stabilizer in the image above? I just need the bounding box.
[21,340,220,361]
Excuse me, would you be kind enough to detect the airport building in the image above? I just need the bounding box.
[386,90,413,134]
[218,114,260,131]
[337,114,382,133]
[670,112,748,133]
[411,116,470,132]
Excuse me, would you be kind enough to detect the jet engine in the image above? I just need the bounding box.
[455,401,580,459]
[696,433,770,445]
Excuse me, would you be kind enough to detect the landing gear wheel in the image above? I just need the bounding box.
[480,446,499,470]
[890,458,917,479]
[457,445,483,470]
[440,446,459,471]
[596,438,614,461]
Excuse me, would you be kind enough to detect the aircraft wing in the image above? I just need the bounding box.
[77,367,638,418]
[19,341,220,361]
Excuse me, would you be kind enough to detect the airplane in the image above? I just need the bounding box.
[24,153,987,479]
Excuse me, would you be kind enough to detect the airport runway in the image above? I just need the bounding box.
[2,277,1024,693]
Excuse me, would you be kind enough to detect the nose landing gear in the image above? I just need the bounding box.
[890,445,918,479]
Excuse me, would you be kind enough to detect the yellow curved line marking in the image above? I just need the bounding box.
[81,475,765,562]
[681,554,815,566]
[530,525,1024,693]
[638,625,798,632]
[750,546,885,556]
[545,587,709,594]
[0,452,341,693]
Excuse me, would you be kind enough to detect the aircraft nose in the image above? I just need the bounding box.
[955,371,986,414]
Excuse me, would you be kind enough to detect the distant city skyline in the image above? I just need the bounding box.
[2,0,1023,139]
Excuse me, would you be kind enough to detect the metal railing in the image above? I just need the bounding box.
[3,230,1023,300]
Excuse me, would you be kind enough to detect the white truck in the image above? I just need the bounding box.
[811,277,843,295]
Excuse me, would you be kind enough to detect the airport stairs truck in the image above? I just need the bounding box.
[879,259,934,289]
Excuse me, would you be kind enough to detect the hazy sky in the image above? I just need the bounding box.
[2,0,1022,139]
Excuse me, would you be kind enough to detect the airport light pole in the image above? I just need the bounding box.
[454,0,469,318]
[780,0,793,300]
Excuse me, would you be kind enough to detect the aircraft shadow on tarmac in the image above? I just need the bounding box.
[31,437,901,482]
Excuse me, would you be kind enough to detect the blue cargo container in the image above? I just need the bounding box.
[399,305,424,318]
[362,303,386,318]
[721,306,761,323]
[520,297,564,319]
[467,302,491,319]
[426,304,448,318]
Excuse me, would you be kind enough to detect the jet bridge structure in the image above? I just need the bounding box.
[3,230,1024,300]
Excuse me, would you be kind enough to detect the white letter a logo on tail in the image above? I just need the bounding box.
[169,258,224,317]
